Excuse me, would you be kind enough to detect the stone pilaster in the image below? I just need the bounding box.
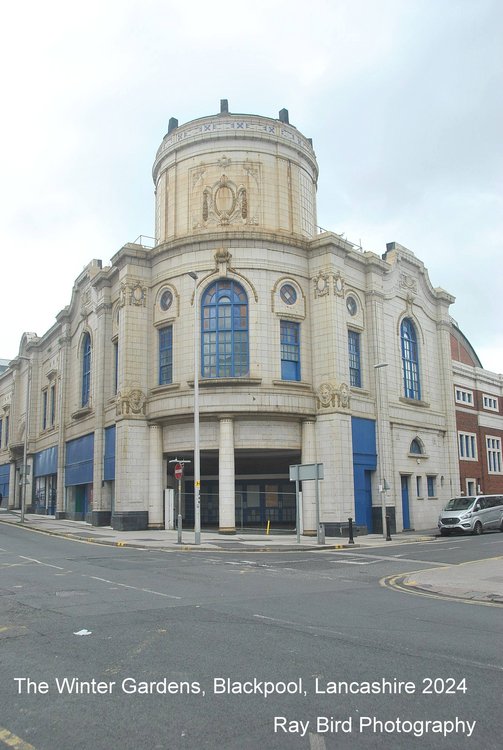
[218,417,235,533]
[301,419,317,534]
[148,424,164,528]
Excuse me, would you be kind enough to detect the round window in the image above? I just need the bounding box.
[160,289,173,312]
[346,295,358,316]
[280,284,297,305]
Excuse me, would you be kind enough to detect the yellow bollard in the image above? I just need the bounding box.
[266,520,270,535]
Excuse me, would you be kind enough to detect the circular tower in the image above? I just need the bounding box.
[152,101,319,243]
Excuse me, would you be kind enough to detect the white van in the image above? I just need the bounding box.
[438,495,503,535]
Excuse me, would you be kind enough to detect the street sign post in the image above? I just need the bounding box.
[289,463,324,544]
[174,463,184,480]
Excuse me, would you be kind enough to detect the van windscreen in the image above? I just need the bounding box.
[444,497,475,511]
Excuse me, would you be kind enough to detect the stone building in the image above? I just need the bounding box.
[1,102,500,532]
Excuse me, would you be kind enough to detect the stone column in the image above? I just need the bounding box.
[8,462,15,509]
[56,332,70,519]
[301,419,317,535]
[148,424,164,528]
[218,417,235,534]
[91,303,108,526]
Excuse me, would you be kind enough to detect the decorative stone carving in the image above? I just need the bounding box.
[118,282,148,308]
[118,283,128,308]
[218,155,232,168]
[314,271,330,298]
[400,273,418,293]
[337,383,350,409]
[192,164,206,189]
[201,175,250,227]
[333,272,345,297]
[316,383,336,409]
[214,248,233,271]
[316,382,351,410]
[130,282,147,307]
[116,389,147,416]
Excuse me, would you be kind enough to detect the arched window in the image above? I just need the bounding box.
[410,438,423,455]
[400,318,420,400]
[81,333,91,406]
[201,280,248,378]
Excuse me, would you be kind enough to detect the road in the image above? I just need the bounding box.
[0,523,502,750]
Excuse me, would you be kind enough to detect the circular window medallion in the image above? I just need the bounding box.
[160,289,173,311]
[280,283,297,305]
[346,295,358,316]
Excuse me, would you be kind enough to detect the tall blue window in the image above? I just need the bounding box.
[42,390,48,430]
[201,280,248,378]
[400,318,420,400]
[159,326,173,384]
[113,342,119,394]
[280,321,301,381]
[50,384,56,426]
[81,333,91,407]
[348,330,361,388]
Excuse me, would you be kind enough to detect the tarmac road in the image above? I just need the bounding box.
[0,516,502,750]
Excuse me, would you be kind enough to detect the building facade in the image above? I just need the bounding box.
[1,103,501,532]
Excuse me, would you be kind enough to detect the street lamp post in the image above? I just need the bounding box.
[374,362,390,540]
[188,272,201,545]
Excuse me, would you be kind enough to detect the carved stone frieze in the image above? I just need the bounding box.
[333,271,345,297]
[313,271,346,299]
[316,383,336,408]
[118,281,148,308]
[316,382,351,410]
[400,273,418,293]
[116,389,147,416]
[313,272,330,298]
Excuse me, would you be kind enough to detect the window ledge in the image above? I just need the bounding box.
[408,452,430,459]
[150,383,181,395]
[40,425,57,436]
[71,406,93,421]
[272,380,312,390]
[399,397,430,408]
[188,377,262,388]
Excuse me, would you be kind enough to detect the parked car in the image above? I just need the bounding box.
[438,495,503,535]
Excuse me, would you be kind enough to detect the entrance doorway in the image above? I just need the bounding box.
[401,475,411,530]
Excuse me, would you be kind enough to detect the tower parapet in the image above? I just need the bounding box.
[152,104,319,244]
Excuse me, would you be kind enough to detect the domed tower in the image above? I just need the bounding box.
[152,100,319,242]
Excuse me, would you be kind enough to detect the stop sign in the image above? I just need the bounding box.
[174,463,183,480]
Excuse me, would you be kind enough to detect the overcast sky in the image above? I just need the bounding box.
[2,0,502,373]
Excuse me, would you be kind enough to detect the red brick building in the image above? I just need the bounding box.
[451,324,503,496]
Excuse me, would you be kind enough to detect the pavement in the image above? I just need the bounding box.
[1,509,502,605]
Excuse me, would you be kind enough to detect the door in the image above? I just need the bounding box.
[401,475,411,530]
[354,468,373,531]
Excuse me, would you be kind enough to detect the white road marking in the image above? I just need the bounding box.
[85,575,181,599]
[18,555,66,570]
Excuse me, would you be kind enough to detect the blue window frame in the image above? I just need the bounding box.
[348,330,361,388]
[0,419,2,448]
[201,280,248,378]
[113,342,119,394]
[280,321,300,381]
[400,318,420,400]
[50,384,56,426]
[159,326,173,385]
[42,390,48,430]
[427,475,436,497]
[81,333,91,407]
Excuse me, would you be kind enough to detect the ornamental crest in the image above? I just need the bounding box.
[116,389,147,416]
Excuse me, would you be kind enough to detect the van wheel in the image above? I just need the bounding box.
[473,521,483,535]
[500,520,503,532]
